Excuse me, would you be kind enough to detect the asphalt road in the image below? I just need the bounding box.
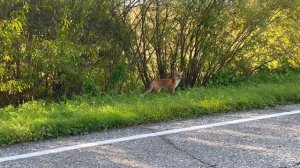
[0,104,300,168]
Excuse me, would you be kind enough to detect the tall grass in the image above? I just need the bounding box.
[1,71,300,146]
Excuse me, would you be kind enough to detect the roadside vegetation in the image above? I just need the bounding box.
[1,0,300,146]
[1,0,300,107]
[1,70,300,146]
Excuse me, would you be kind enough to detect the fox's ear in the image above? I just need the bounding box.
[179,71,183,75]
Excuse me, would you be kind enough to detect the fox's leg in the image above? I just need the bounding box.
[153,86,161,93]
[143,83,154,94]
[169,87,176,95]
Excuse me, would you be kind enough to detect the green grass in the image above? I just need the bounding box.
[1,71,300,146]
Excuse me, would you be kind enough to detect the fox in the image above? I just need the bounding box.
[143,71,183,95]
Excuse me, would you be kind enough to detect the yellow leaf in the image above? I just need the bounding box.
[3,55,11,61]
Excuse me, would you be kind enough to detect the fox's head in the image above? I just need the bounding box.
[175,71,183,80]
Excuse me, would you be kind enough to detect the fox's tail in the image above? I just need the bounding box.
[143,83,154,95]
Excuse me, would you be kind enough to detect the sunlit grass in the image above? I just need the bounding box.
[1,71,300,146]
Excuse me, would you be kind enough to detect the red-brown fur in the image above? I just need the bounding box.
[144,72,183,95]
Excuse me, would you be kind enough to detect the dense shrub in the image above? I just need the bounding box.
[0,0,299,107]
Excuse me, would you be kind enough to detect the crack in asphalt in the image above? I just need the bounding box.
[279,161,300,168]
[160,136,217,168]
[140,126,217,168]
[291,161,300,168]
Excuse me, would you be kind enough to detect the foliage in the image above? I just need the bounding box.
[0,0,299,106]
[210,69,242,86]
[0,0,132,106]
[1,71,300,146]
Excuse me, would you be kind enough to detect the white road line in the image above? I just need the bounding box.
[1,110,300,163]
